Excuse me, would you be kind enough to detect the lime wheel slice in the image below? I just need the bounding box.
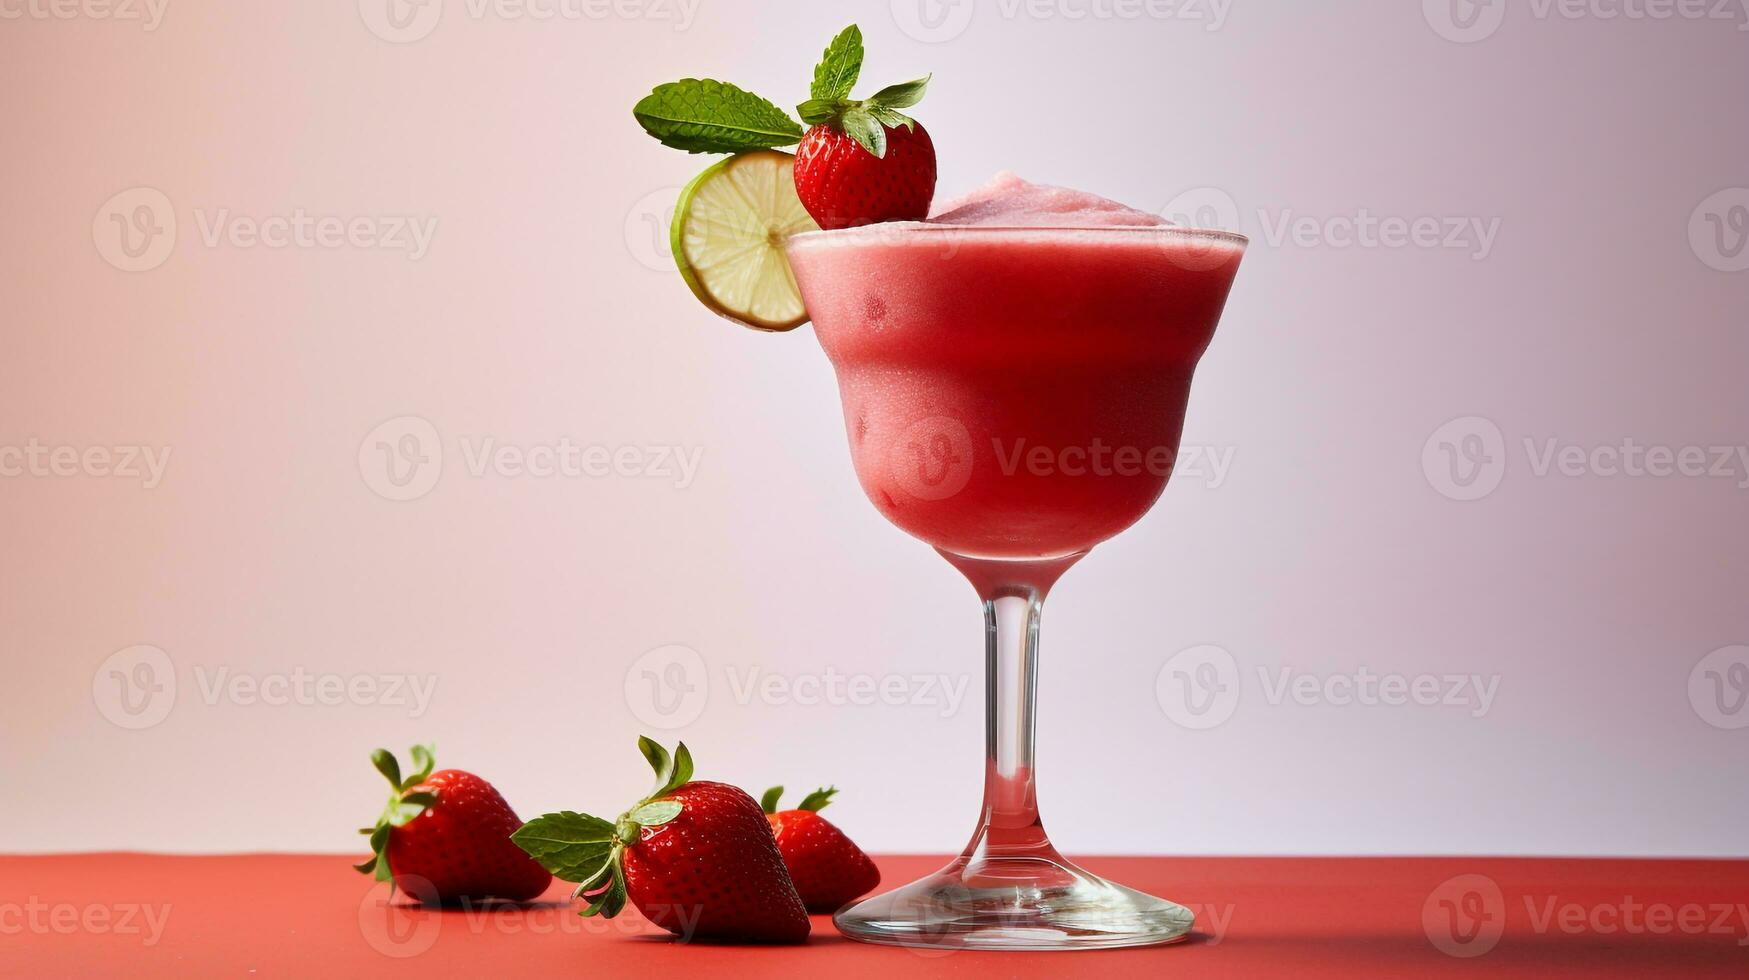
[670,149,820,332]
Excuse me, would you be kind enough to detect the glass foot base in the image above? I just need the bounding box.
[833,854,1195,951]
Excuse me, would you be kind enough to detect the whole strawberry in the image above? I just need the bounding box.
[760,785,881,913]
[513,738,809,944]
[354,745,551,904]
[794,115,936,229]
[791,29,936,229]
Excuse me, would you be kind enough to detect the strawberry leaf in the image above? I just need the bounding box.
[581,865,628,918]
[839,106,887,159]
[810,25,863,102]
[633,79,803,154]
[868,106,914,131]
[797,98,846,127]
[867,74,930,111]
[511,811,619,881]
[404,744,435,787]
[627,801,683,826]
[370,749,402,789]
[385,790,437,827]
[797,786,838,812]
[760,786,784,814]
[637,736,670,786]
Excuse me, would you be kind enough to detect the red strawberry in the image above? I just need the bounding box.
[354,745,551,904]
[795,119,936,229]
[513,739,809,944]
[760,785,881,913]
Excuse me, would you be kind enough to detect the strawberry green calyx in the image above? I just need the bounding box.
[511,737,692,919]
[797,786,838,812]
[796,76,929,159]
[353,744,439,883]
[797,24,928,161]
[761,785,839,814]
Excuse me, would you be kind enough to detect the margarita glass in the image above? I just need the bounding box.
[786,205,1246,950]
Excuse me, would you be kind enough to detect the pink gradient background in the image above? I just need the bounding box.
[2,1,1745,858]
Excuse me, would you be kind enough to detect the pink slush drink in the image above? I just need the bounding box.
[787,174,1246,560]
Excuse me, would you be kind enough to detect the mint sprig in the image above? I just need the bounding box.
[510,737,693,920]
[633,80,802,155]
[632,25,930,161]
[810,25,863,102]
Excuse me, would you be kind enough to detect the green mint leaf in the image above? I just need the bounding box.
[633,79,803,154]
[810,25,863,102]
[797,786,838,812]
[839,106,887,158]
[628,800,683,826]
[868,74,930,111]
[760,786,784,814]
[370,749,401,789]
[512,811,619,880]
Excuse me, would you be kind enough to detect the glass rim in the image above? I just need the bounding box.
[787,223,1249,248]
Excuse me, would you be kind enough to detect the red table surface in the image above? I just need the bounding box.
[2,854,1744,978]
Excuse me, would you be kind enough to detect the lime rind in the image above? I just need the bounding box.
[670,150,819,332]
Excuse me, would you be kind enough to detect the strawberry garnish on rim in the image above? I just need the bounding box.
[792,27,937,229]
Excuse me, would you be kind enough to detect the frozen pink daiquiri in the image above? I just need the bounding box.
[786,174,1247,950]
[789,173,1245,559]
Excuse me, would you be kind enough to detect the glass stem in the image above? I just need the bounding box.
[939,551,1085,863]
